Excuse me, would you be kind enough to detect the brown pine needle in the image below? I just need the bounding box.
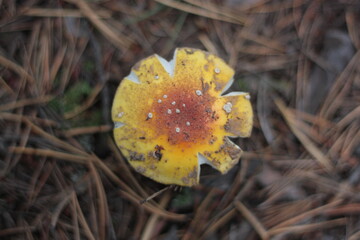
[0,76,15,96]
[234,201,270,240]
[8,147,90,164]
[184,0,247,23]
[0,55,35,84]
[346,10,360,49]
[183,188,218,240]
[89,162,108,240]
[269,198,343,230]
[201,208,237,239]
[63,125,112,137]
[118,188,186,222]
[349,230,360,240]
[0,95,53,112]
[0,113,87,156]
[275,98,335,172]
[0,226,37,237]
[72,192,96,240]
[141,191,172,240]
[1,1,358,239]
[51,190,74,228]
[198,33,218,55]
[336,105,360,130]
[24,8,111,18]
[155,0,243,25]
[268,218,347,236]
[64,0,133,50]
[140,185,174,204]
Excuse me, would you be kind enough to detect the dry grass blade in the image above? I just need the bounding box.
[64,0,133,50]
[234,201,269,240]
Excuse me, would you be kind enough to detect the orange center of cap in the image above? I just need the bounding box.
[150,87,218,146]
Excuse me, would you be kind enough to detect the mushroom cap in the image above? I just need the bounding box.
[112,48,253,186]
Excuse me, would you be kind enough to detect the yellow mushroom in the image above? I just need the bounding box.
[112,48,253,187]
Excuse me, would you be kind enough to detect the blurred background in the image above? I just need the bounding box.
[0,0,359,239]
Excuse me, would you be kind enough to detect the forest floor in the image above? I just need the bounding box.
[0,0,359,239]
